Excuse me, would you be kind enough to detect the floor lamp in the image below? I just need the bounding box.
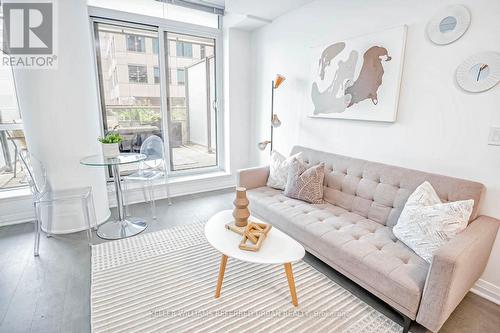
[258,74,285,154]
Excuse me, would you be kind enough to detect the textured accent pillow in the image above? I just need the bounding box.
[266,151,303,190]
[393,181,474,263]
[284,159,325,204]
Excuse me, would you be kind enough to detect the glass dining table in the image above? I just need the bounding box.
[80,153,147,240]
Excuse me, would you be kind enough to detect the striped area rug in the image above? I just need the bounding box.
[91,223,403,333]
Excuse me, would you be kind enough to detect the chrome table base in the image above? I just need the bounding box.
[96,217,147,240]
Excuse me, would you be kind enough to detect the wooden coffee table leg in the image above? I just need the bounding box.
[284,262,298,306]
[215,254,228,298]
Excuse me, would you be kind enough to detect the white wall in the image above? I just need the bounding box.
[12,0,110,233]
[250,0,500,300]
[223,26,252,175]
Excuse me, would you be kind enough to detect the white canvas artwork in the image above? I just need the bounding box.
[308,26,407,122]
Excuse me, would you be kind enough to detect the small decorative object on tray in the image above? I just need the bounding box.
[225,220,272,252]
[232,187,250,227]
[239,222,272,252]
[225,223,245,235]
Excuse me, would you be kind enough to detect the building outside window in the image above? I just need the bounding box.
[169,97,186,109]
[176,68,185,85]
[176,41,193,58]
[126,34,145,52]
[154,67,160,84]
[200,45,206,59]
[128,65,148,83]
[0,15,26,191]
[152,38,159,54]
[94,17,219,174]
[165,32,216,170]
[0,58,26,190]
[111,68,118,88]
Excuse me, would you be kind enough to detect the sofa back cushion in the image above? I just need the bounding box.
[290,146,485,227]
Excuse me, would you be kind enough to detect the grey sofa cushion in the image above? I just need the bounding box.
[291,146,485,227]
[248,186,429,315]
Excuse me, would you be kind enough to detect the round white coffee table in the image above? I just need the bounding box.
[205,210,305,306]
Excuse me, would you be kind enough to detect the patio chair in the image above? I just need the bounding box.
[123,135,172,219]
[19,149,96,256]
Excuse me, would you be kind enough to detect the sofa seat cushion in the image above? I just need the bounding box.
[248,186,430,315]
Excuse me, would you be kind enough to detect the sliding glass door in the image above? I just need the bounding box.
[94,22,162,175]
[164,32,217,171]
[93,17,221,176]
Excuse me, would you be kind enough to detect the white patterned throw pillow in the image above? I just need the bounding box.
[266,151,302,190]
[284,159,325,204]
[393,181,474,263]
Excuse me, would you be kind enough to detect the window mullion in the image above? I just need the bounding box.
[158,27,173,175]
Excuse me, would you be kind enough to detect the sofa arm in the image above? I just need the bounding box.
[236,166,269,190]
[416,215,499,332]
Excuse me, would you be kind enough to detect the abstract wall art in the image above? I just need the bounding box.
[308,26,407,122]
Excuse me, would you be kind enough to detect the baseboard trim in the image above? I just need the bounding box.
[0,210,35,226]
[111,173,235,207]
[471,279,500,305]
[0,173,236,228]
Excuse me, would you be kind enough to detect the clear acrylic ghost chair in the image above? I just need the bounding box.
[19,149,96,256]
[123,135,171,220]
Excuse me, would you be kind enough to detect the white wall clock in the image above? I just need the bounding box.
[456,52,500,93]
[426,5,471,45]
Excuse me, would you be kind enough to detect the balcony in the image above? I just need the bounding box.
[0,122,27,190]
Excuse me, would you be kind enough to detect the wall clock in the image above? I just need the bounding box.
[456,52,500,93]
[426,5,471,45]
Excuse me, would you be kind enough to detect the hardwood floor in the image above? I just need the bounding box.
[0,188,499,332]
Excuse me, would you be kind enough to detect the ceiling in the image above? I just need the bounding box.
[225,0,315,21]
[217,0,314,30]
[164,0,316,30]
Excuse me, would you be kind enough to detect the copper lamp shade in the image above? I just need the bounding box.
[274,74,286,89]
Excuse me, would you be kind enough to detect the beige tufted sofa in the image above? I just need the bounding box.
[237,146,499,332]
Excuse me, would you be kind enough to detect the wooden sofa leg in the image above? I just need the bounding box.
[402,314,412,333]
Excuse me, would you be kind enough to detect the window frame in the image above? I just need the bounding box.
[89,6,225,179]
